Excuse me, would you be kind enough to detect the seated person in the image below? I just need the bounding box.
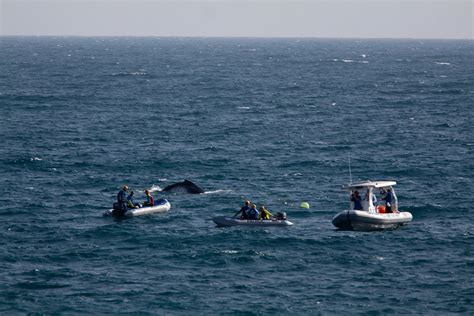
[234,200,251,219]
[247,204,259,220]
[351,191,363,210]
[259,206,273,220]
[143,189,155,207]
[127,191,140,208]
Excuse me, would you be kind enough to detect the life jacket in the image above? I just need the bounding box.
[261,210,271,220]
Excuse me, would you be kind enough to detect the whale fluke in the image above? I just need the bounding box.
[162,180,204,194]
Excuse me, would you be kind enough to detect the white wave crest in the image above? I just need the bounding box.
[203,189,232,195]
[435,62,451,65]
[112,71,147,76]
[221,250,239,254]
[149,184,162,192]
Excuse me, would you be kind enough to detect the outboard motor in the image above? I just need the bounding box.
[276,212,287,220]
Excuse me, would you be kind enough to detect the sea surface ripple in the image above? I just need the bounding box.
[0,37,473,314]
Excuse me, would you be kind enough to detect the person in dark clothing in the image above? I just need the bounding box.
[115,185,129,216]
[351,191,363,210]
[234,200,251,219]
[383,188,394,213]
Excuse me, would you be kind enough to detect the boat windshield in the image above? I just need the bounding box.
[349,185,398,213]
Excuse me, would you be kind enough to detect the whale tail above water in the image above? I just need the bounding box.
[161,180,205,194]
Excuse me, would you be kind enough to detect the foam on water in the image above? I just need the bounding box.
[203,189,232,194]
[149,184,163,192]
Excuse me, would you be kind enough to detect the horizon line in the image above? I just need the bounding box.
[1,35,472,41]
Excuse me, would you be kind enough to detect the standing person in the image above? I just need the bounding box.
[115,185,129,216]
[351,191,363,210]
[259,206,273,220]
[234,200,251,219]
[383,188,394,213]
[143,189,154,207]
[364,189,377,205]
[247,204,259,220]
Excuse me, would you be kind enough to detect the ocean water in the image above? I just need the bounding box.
[0,37,473,314]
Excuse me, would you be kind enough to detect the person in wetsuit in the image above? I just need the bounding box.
[234,200,251,219]
[247,204,259,220]
[115,185,129,216]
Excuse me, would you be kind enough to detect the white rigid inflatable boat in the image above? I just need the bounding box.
[104,198,171,217]
[212,216,294,227]
[332,181,413,231]
[332,209,413,231]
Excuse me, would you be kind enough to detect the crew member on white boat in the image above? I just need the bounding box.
[383,188,394,213]
[143,189,155,207]
[127,191,140,209]
[364,189,377,205]
[351,191,363,210]
[115,185,129,216]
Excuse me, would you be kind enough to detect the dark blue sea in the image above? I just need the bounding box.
[0,37,473,314]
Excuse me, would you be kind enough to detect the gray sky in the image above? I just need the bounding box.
[1,0,473,39]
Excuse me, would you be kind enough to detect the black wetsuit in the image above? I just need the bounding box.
[115,189,128,216]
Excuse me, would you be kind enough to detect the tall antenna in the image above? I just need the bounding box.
[348,152,352,184]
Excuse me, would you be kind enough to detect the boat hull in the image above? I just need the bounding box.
[332,210,412,231]
[212,216,294,227]
[104,199,171,217]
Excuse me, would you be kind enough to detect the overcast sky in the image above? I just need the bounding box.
[1,0,472,39]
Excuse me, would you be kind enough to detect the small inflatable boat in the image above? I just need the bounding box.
[212,216,294,227]
[103,198,171,217]
[332,181,413,231]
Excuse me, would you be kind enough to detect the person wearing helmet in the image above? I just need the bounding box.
[234,200,251,219]
[143,189,154,207]
[259,206,273,220]
[247,204,259,220]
